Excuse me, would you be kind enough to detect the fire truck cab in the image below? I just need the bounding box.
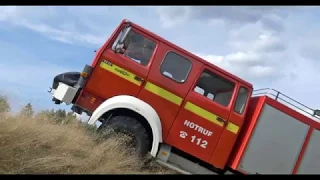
[50,19,320,174]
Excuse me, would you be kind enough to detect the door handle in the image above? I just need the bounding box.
[134,76,144,82]
[216,116,227,124]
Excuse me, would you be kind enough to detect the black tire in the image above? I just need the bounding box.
[97,115,151,157]
[52,72,80,89]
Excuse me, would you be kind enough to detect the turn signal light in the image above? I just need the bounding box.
[80,72,88,78]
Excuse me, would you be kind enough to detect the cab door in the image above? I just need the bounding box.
[84,26,158,100]
[209,83,251,169]
[166,65,238,163]
[138,46,202,140]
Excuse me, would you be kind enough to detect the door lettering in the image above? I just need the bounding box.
[184,120,213,137]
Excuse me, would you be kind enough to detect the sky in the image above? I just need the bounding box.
[0,6,319,121]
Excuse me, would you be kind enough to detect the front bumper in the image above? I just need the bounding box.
[49,72,81,105]
[49,82,79,105]
[49,65,93,106]
[52,72,81,90]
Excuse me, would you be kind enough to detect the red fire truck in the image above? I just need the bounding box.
[49,19,320,174]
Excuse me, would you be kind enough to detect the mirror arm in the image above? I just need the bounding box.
[113,24,132,53]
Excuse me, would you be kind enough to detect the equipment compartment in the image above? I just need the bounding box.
[229,88,320,174]
[239,102,309,174]
[297,129,320,174]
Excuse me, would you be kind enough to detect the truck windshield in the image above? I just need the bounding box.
[123,30,156,66]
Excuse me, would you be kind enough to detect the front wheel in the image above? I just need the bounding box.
[97,115,151,157]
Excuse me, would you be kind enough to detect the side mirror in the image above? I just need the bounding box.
[112,25,132,54]
[115,43,125,54]
[313,109,320,117]
[118,26,131,44]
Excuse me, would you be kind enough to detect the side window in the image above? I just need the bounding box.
[234,87,249,114]
[115,29,156,66]
[194,69,235,107]
[160,52,192,83]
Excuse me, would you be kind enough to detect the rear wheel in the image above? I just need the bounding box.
[97,115,151,157]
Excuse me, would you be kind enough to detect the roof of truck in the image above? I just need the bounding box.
[124,19,253,88]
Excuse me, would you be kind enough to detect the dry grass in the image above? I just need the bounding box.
[0,112,174,174]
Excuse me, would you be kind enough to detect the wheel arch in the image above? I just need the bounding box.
[88,95,163,157]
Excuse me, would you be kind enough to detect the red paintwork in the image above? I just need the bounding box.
[228,96,320,174]
[166,65,238,163]
[72,19,318,173]
[75,21,126,109]
[138,42,203,140]
[209,82,252,169]
[227,97,264,173]
[74,19,254,169]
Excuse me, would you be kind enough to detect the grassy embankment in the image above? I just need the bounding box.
[0,96,174,174]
